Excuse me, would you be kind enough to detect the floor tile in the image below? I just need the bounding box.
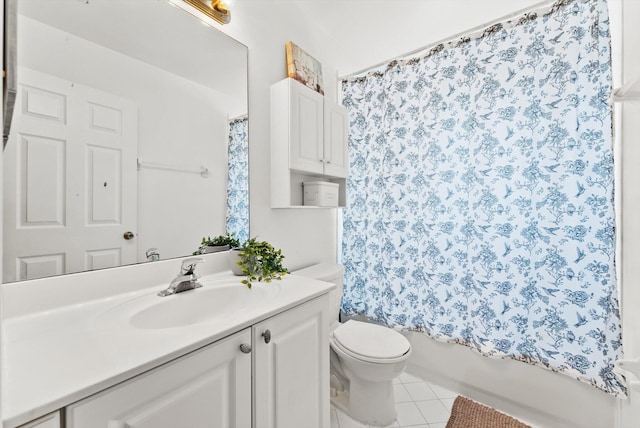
[332,373,459,428]
[375,420,400,428]
[398,372,424,384]
[336,410,369,428]
[395,402,427,426]
[331,408,340,428]
[440,398,455,412]
[415,400,451,424]
[393,383,413,403]
[427,383,458,399]
[404,382,438,401]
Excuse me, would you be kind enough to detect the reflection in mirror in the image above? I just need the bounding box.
[3,0,249,283]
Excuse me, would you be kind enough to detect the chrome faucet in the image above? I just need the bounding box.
[158,258,204,297]
[146,248,160,262]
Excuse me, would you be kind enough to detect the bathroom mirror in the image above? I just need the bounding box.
[2,0,249,283]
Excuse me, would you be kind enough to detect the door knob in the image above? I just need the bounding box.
[239,343,252,354]
[262,329,271,344]
[123,231,135,240]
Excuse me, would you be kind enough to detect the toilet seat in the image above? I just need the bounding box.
[332,320,411,364]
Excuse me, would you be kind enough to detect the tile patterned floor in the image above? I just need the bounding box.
[330,372,458,428]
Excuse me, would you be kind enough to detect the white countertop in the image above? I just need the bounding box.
[2,270,333,428]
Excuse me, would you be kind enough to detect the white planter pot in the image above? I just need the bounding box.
[203,244,230,254]
[229,249,244,276]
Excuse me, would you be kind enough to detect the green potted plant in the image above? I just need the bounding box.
[194,232,240,255]
[230,238,289,288]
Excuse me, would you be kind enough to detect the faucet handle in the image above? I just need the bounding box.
[180,257,204,275]
[146,248,160,262]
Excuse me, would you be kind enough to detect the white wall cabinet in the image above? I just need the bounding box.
[253,295,329,428]
[66,328,253,428]
[271,78,348,207]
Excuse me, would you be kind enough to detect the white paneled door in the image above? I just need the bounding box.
[3,68,138,282]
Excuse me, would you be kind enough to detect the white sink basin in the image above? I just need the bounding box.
[95,282,281,330]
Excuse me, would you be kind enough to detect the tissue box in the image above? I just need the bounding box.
[303,181,339,207]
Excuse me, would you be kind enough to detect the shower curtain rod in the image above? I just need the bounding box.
[339,0,558,81]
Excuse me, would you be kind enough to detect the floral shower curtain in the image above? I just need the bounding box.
[226,117,249,244]
[340,0,624,395]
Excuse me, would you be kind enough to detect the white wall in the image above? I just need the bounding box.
[18,17,231,263]
[1,0,4,424]
[619,0,640,365]
[618,0,640,425]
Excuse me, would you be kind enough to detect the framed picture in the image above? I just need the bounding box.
[286,41,324,95]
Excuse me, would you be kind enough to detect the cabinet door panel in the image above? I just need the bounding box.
[253,295,329,428]
[17,412,61,428]
[66,329,251,428]
[289,80,324,175]
[323,103,349,178]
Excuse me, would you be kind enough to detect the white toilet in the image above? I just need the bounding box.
[295,263,412,426]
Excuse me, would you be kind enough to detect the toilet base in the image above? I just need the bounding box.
[330,376,397,426]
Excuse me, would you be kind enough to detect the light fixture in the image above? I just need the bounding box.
[183,0,231,25]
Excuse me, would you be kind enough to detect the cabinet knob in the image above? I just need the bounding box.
[239,343,252,354]
[262,329,271,344]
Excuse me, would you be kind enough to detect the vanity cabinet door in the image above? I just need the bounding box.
[17,412,61,428]
[253,295,330,428]
[66,329,252,428]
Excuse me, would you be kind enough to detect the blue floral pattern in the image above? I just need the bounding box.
[226,117,249,244]
[340,0,624,396]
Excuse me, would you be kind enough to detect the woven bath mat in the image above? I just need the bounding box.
[445,396,532,428]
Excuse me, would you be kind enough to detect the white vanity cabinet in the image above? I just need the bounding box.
[4,263,334,428]
[253,294,329,428]
[55,295,329,428]
[66,328,253,428]
[271,78,349,208]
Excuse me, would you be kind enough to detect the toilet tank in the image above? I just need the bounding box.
[294,263,344,323]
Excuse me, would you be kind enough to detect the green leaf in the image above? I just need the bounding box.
[235,237,288,288]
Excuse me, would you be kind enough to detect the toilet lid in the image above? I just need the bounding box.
[333,320,410,360]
